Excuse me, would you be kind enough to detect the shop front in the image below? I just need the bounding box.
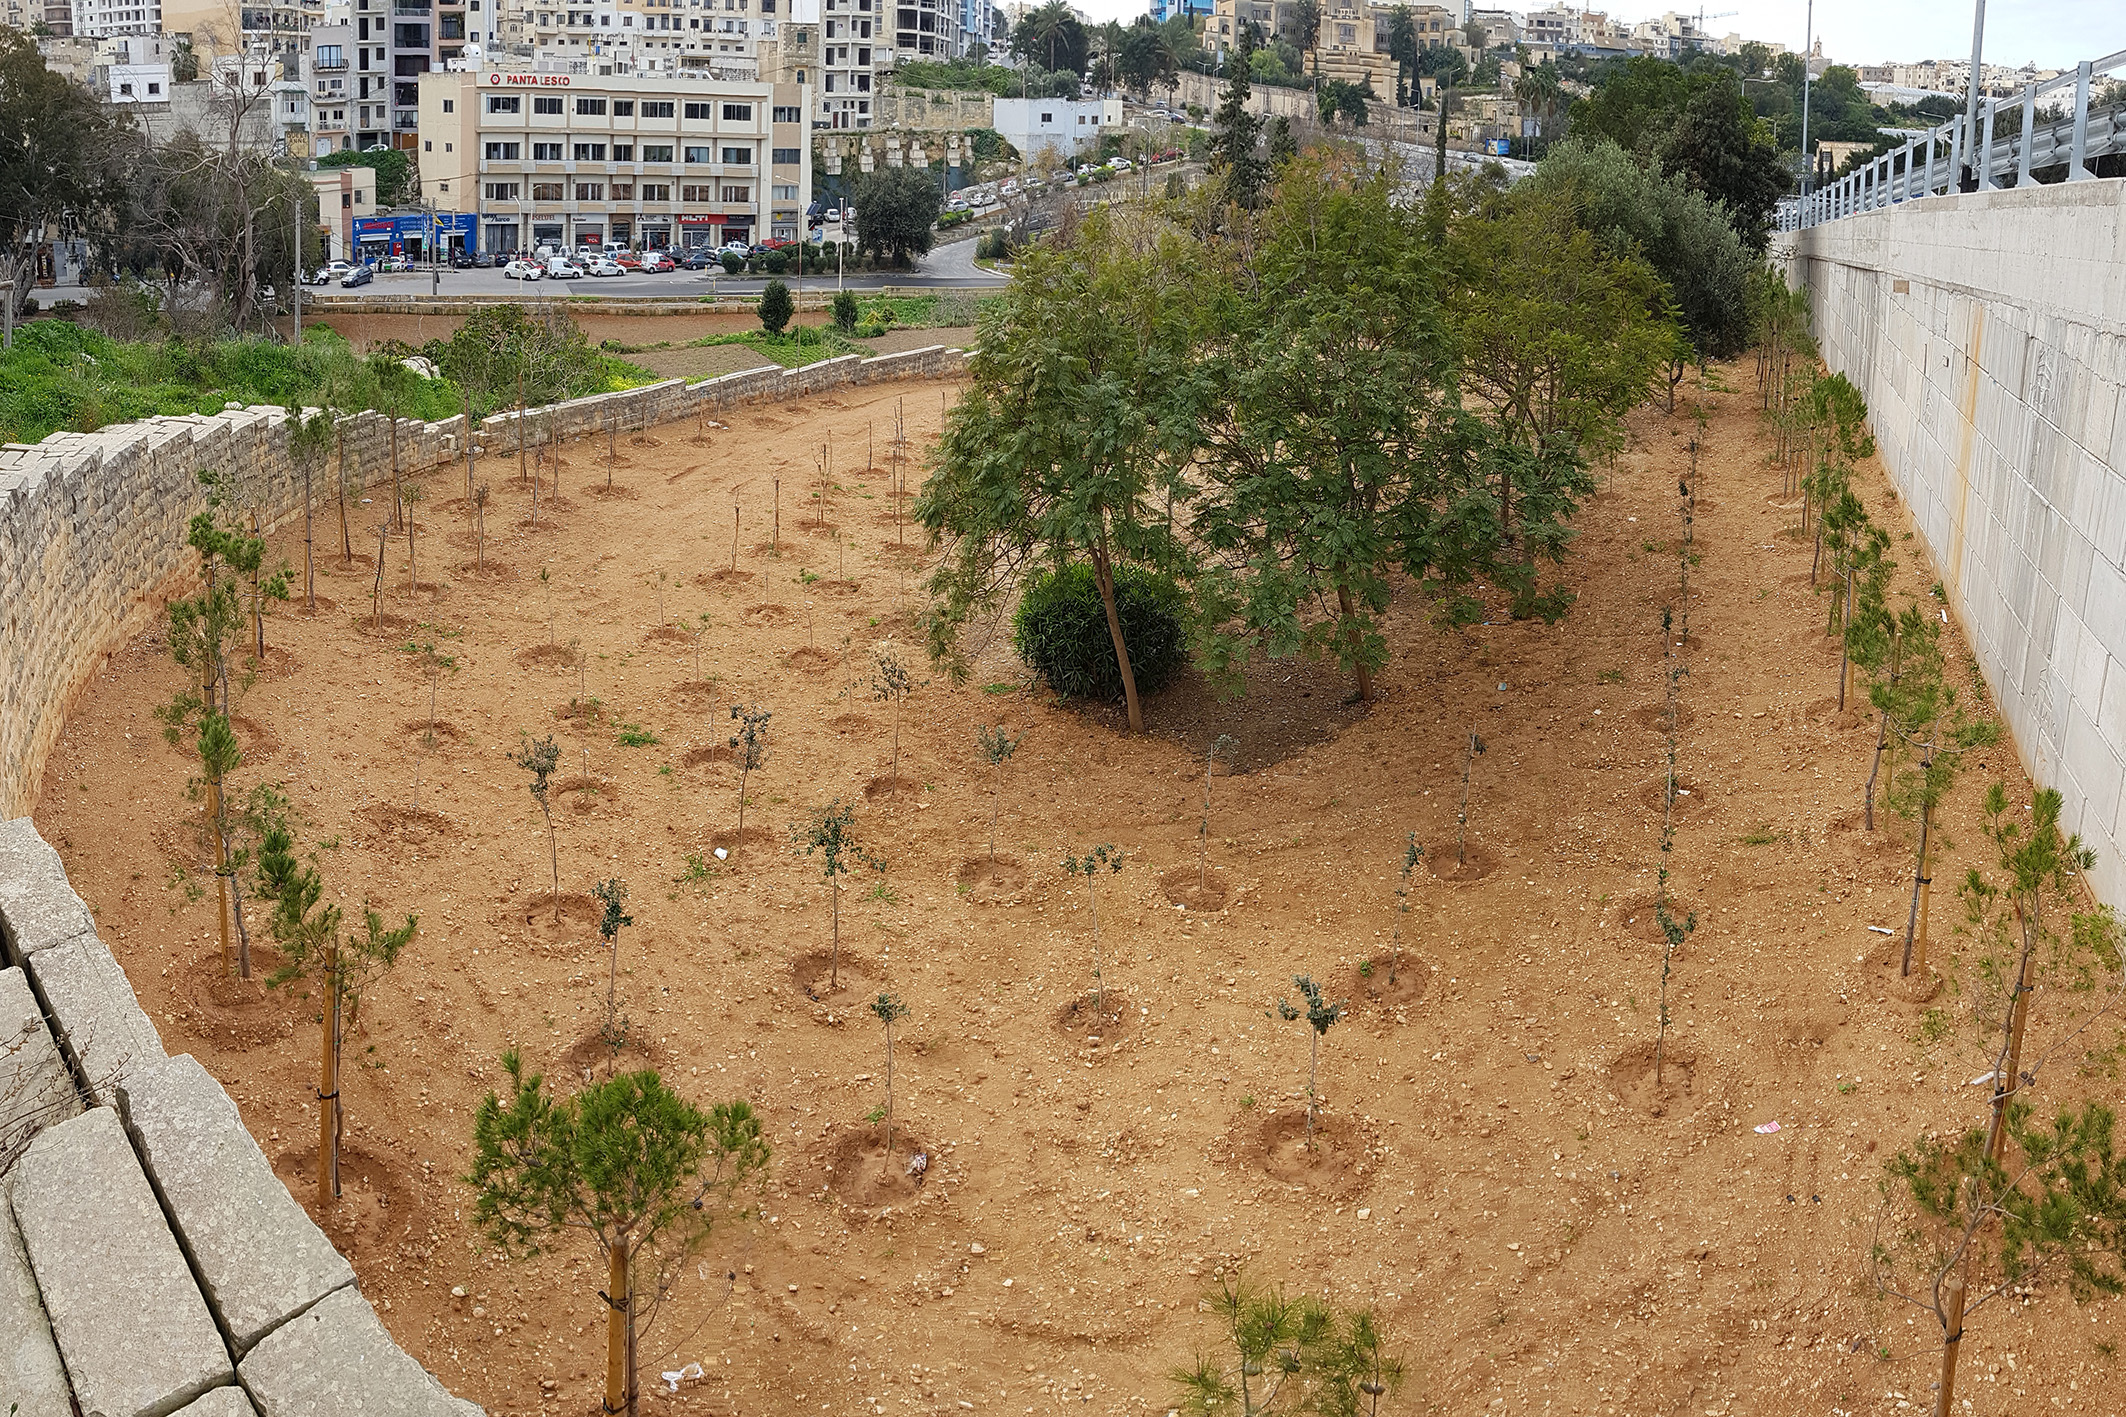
[353,212,478,262]
[639,221,672,251]
[482,216,521,255]
[676,213,723,250]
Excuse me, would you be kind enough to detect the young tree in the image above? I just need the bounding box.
[1063,844,1124,1014]
[1385,833,1421,986]
[257,811,415,1208]
[472,482,492,571]
[1197,734,1236,891]
[869,992,911,1173]
[593,878,633,1048]
[974,724,1024,864]
[727,704,771,844]
[916,205,1201,734]
[757,279,794,335]
[793,798,876,991]
[285,404,334,613]
[1456,731,1486,870]
[468,1054,768,1417]
[1889,684,1998,978]
[513,734,563,920]
[1172,1278,1406,1417]
[870,649,915,795]
[1207,23,1267,210]
[1276,976,1344,1139]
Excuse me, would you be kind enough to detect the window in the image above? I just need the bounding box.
[721,146,751,164]
[641,143,674,161]
[484,140,521,158]
[575,182,604,199]
[640,182,670,200]
[771,104,800,122]
[575,97,606,114]
[772,183,798,200]
[533,94,563,113]
[684,144,711,162]
[771,146,800,165]
[573,142,607,159]
[719,183,749,202]
[612,143,634,160]
[610,182,634,199]
[681,183,714,201]
[423,140,432,151]
[531,181,565,199]
[317,44,344,66]
[442,98,455,113]
[720,102,751,120]
[485,181,521,200]
[683,101,712,119]
[641,100,674,117]
[532,141,563,159]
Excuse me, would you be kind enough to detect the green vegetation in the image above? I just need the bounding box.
[1010,563,1190,706]
[1173,1277,1407,1415]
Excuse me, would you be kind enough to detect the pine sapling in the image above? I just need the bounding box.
[1064,845,1124,1016]
[513,734,563,919]
[793,797,876,991]
[1651,865,1695,1089]
[728,703,771,844]
[1198,734,1237,891]
[593,877,633,1048]
[1275,976,1345,1141]
[403,481,425,592]
[869,992,911,1172]
[473,482,491,570]
[1389,833,1421,984]
[1457,731,1486,869]
[974,723,1024,864]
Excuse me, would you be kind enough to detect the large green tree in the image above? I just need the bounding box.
[1208,25,1268,210]
[915,206,1202,734]
[1011,0,1090,77]
[1657,76,1789,251]
[852,165,941,269]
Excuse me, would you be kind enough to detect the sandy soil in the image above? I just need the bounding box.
[31,367,2125,1417]
[314,309,832,353]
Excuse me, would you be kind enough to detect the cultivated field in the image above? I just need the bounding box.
[30,367,2121,1416]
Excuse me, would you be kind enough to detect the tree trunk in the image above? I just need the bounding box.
[388,411,403,531]
[605,1242,630,1415]
[881,1021,897,1171]
[209,772,234,976]
[318,946,340,1209]
[1090,540,1144,734]
[546,814,560,922]
[830,872,841,990]
[1901,775,1936,976]
[336,422,353,563]
[1985,900,2040,1162]
[303,461,315,612]
[1931,1272,1967,1417]
[1336,583,1375,702]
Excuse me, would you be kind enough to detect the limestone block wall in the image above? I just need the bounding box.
[1773,180,2126,901]
[0,343,966,819]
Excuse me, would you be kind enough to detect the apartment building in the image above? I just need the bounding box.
[417,65,813,253]
[67,0,162,38]
[817,0,883,127]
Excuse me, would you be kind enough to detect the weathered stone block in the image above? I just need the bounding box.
[172,1388,259,1417]
[118,1054,355,1353]
[10,1107,233,1417]
[25,934,165,1106]
[0,1175,73,1417]
[238,1286,483,1417]
[0,965,81,1166]
[0,818,97,963]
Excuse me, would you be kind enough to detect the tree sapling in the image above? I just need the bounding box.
[793,797,877,991]
[513,734,563,919]
[1387,833,1421,985]
[974,724,1024,864]
[1063,844,1124,1015]
[593,877,633,1049]
[1276,975,1345,1140]
[727,703,771,845]
[1457,731,1487,870]
[870,649,915,796]
[869,991,911,1172]
[1198,734,1237,891]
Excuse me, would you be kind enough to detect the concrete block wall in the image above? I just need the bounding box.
[1774,179,2126,902]
[0,343,966,820]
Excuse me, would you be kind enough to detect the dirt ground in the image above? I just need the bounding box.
[31,366,2126,1417]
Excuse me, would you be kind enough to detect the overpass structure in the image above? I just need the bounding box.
[1770,43,2126,901]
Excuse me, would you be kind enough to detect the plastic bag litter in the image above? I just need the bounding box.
[1754,1121,1781,1134]
[663,1363,705,1393]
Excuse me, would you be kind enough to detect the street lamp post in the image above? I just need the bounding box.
[1798,0,1814,221]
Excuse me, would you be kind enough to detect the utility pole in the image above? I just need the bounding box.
[1798,0,1813,219]
[1961,0,1988,189]
[292,164,303,343]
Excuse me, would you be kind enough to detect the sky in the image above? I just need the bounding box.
[1061,0,2117,71]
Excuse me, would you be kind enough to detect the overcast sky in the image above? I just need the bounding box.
[1063,0,2117,70]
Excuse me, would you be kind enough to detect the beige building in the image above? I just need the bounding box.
[1312,3,1461,95]
[417,65,813,254]
[307,164,377,259]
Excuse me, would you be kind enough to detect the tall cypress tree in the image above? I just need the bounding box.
[1210,25,1268,209]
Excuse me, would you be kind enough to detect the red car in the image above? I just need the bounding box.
[638,251,676,273]
[614,251,643,270]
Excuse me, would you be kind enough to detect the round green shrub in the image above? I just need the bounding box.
[1011,563,1188,703]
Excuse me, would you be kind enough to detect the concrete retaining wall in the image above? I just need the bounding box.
[1773,179,2126,900]
[0,342,966,819]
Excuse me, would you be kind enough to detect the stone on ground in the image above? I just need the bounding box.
[239,1286,484,1417]
[0,819,97,962]
[0,1176,72,1417]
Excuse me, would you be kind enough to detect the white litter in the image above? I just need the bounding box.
[714,847,728,860]
[1754,1121,1781,1134]
[1969,1070,1998,1087]
[1867,925,1895,935]
[662,1363,705,1393]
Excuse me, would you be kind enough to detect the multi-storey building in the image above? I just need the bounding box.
[817,0,883,127]
[68,0,162,38]
[307,18,354,151]
[1150,0,1211,21]
[417,64,812,254]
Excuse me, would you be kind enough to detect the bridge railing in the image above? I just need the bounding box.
[1783,47,2126,230]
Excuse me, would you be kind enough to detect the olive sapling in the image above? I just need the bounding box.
[513,734,563,919]
[728,704,771,844]
[594,877,633,1048]
[793,797,877,992]
[974,724,1024,864]
[1458,731,1486,870]
[870,649,915,796]
[869,992,911,1172]
[1198,734,1237,892]
[1064,845,1124,1015]
[1276,976,1344,1140]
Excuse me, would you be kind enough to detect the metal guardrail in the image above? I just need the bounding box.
[1787,46,2126,229]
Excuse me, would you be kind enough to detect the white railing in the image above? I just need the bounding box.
[1787,46,2126,229]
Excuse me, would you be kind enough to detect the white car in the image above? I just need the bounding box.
[310,261,353,286]
[585,256,625,277]
[545,258,584,279]
[502,259,545,281]
[999,180,1019,197]
[720,239,751,256]
[1109,159,1133,172]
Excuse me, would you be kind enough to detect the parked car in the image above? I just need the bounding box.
[339,263,374,288]
[310,261,353,286]
[546,257,584,279]
[679,247,718,270]
[374,256,411,273]
[585,256,625,277]
[720,238,752,256]
[613,251,643,270]
[945,196,969,213]
[502,258,545,281]
[1109,158,1132,172]
[638,250,677,273]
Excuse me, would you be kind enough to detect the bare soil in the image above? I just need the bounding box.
[30,367,2116,1417]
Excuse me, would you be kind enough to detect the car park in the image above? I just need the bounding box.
[339,263,374,288]
[503,258,545,281]
[545,257,584,279]
[613,251,643,270]
[679,247,718,270]
[585,256,625,277]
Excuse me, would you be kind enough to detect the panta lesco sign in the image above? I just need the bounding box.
[488,72,571,86]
